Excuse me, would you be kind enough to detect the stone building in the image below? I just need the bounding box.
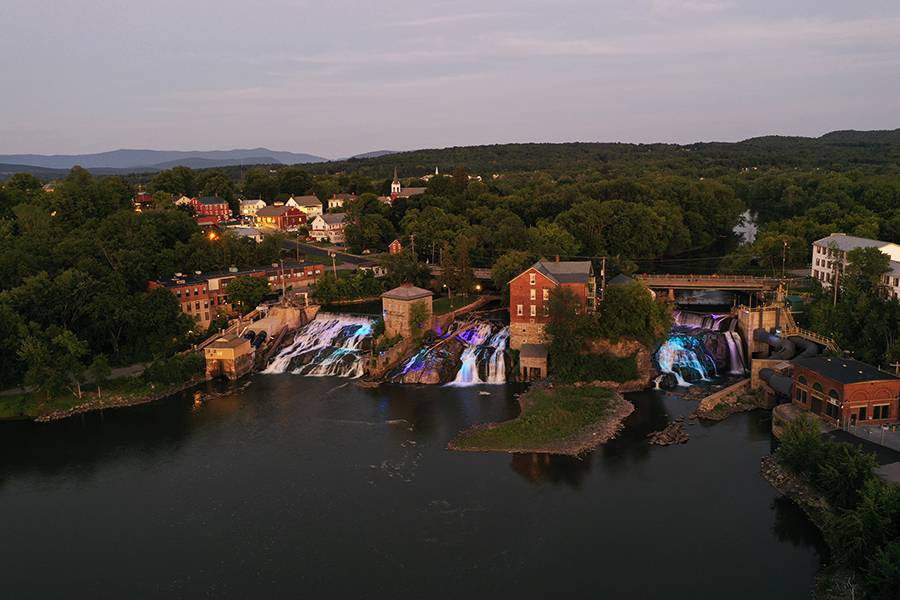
[508,258,595,350]
[381,284,433,339]
[792,356,900,426]
[519,343,548,381]
[204,335,253,380]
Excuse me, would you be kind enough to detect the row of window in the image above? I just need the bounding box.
[811,270,835,283]
[813,258,834,269]
[814,246,844,259]
[515,304,548,317]
[796,389,892,421]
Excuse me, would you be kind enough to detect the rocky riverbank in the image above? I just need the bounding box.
[648,417,690,445]
[32,377,204,423]
[449,383,634,456]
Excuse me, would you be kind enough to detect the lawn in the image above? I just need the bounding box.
[432,295,473,315]
[451,385,618,453]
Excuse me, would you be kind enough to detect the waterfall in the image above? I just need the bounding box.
[655,335,712,386]
[724,331,746,375]
[264,313,373,378]
[484,327,510,384]
[447,322,496,386]
[674,310,729,331]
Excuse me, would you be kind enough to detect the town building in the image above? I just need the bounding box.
[205,335,253,381]
[519,343,548,381]
[390,168,427,200]
[132,191,153,212]
[381,284,433,339]
[286,195,323,216]
[309,213,347,244]
[175,195,194,206]
[227,226,264,243]
[508,258,596,349]
[239,198,267,218]
[389,239,403,255]
[193,196,232,222]
[328,193,356,210]
[255,205,305,231]
[791,356,900,426]
[811,233,900,299]
[149,260,326,330]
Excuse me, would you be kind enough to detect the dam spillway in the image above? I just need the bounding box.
[264,313,374,378]
[655,310,747,386]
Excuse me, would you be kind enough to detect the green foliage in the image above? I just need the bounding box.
[142,352,204,386]
[378,250,431,289]
[491,250,533,304]
[452,385,614,451]
[312,271,383,303]
[596,282,673,345]
[776,414,825,474]
[408,301,430,338]
[226,275,271,314]
[375,334,402,353]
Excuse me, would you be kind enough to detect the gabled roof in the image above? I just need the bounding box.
[607,273,635,286]
[381,284,432,300]
[332,193,357,200]
[399,187,427,197]
[289,195,322,207]
[529,259,593,285]
[317,213,346,225]
[794,357,900,385]
[198,196,227,205]
[240,198,266,206]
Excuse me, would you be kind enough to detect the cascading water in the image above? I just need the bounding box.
[264,313,373,378]
[447,323,510,386]
[655,311,747,386]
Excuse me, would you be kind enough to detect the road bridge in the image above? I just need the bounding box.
[634,274,800,294]
[429,265,493,280]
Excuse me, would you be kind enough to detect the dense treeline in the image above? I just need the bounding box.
[778,416,900,599]
[0,169,281,389]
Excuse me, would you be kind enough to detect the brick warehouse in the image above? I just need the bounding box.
[791,356,900,426]
[508,258,596,350]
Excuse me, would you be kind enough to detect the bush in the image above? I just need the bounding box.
[143,353,204,386]
[554,352,638,384]
[776,414,825,475]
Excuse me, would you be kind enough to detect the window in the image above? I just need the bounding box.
[530,305,536,317]
[798,375,807,385]
[516,304,523,316]
[529,273,536,285]
[813,382,823,393]
[543,288,549,301]
[859,406,867,421]
[873,405,891,420]
[828,389,840,403]
[825,403,839,419]
[530,289,536,301]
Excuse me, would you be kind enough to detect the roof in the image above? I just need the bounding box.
[520,343,548,359]
[230,227,262,237]
[240,198,266,206]
[813,233,892,252]
[524,260,593,285]
[289,195,322,207]
[381,284,433,300]
[399,187,427,197]
[256,205,299,216]
[318,213,346,225]
[152,259,322,289]
[197,196,227,205]
[793,357,900,385]
[210,335,250,349]
[332,193,357,200]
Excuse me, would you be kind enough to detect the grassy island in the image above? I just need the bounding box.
[449,384,634,456]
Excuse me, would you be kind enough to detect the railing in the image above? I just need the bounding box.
[781,326,840,352]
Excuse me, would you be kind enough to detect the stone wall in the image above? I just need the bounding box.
[587,338,654,391]
[509,321,547,350]
[697,379,751,414]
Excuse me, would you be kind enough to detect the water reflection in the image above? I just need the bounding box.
[509,453,593,488]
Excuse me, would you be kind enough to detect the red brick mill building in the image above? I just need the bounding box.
[792,357,900,426]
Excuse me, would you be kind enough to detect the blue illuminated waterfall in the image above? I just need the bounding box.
[655,311,746,386]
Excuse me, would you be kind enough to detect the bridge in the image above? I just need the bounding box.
[633,273,800,293]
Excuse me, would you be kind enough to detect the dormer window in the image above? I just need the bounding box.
[529,273,536,285]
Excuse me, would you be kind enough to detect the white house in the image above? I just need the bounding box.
[239,199,267,217]
[310,213,347,244]
[811,233,900,299]
[287,195,323,216]
[175,195,194,206]
[328,193,356,211]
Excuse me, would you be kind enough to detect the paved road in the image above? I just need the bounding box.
[0,363,148,397]
[281,239,373,266]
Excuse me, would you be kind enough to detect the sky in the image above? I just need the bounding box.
[1,0,899,158]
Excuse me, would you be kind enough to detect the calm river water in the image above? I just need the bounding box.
[0,377,824,599]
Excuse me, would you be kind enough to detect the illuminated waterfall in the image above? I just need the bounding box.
[655,335,712,386]
[264,314,374,378]
[447,323,510,386]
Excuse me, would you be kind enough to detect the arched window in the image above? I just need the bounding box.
[813,382,823,392]
[798,375,807,385]
[828,389,840,402]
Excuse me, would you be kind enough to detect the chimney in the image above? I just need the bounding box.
[555,255,560,263]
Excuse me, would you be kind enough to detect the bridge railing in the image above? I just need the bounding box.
[782,326,840,352]
[634,273,796,283]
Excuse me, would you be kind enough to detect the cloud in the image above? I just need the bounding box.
[651,0,729,15]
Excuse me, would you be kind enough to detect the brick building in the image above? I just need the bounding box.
[193,196,232,221]
[389,239,402,254]
[149,260,325,330]
[255,205,305,231]
[792,356,900,426]
[508,259,596,350]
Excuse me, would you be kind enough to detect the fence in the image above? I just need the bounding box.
[839,421,900,453]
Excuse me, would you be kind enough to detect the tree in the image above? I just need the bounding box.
[379,250,431,289]
[545,287,594,381]
[87,355,112,398]
[597,282,672,345]
[491,251,533,304]
[226,276,270,314]
[776,414,825,475]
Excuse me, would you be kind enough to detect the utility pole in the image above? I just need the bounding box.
[410,234,416,257]
[600,256,607,305]
[296,233,300,263]
[891,362,900,376]
[279,259,286,300]
[781,240,787,279]
[330,251,337,277]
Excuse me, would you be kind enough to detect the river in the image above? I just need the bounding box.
[0,377,824,598]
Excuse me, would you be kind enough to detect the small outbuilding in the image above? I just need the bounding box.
[381,284,433,339]
[519,343,548,381]
[204,335,253,380]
